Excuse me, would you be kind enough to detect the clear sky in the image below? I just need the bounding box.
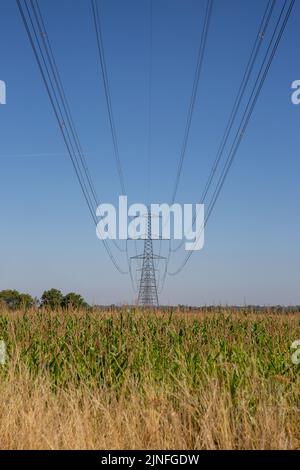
[0,0,299,306]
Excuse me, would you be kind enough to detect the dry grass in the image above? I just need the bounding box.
[0,307,299,449]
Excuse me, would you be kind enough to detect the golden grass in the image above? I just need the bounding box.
[0,307,299,449]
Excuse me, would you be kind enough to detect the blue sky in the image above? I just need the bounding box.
[0,0,299,305]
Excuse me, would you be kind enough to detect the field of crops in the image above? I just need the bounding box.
[0,307,299,449]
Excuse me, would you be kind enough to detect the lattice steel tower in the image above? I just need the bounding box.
[130,208,160,306]
[138,209,159,306]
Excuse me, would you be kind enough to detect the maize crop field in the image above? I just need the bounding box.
[0,307,299,449]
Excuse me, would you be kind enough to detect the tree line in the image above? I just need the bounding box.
[0,289,89,310]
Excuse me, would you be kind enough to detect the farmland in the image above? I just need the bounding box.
[0,307,299,449]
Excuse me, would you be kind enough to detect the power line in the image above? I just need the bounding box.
[16,0,295,293]
[156,0,213,292]
[171,0,213,204]
[147,0,153,205]
[168,0,295,276]
[21,0,96,221]
[157,0,213,291]
[170,0,275,255]
[91,0,140,291]
[17,0,128,274]
[34,0,126,254]
[32,0,99,208]
[91,0,133,259]
[91,0,126,195]
[134,0,160,305]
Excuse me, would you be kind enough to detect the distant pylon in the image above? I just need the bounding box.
[131,208,164,307]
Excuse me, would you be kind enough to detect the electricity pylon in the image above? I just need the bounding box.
[131,208,164,306]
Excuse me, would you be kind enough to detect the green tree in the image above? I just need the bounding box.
[18,293,34,309]
[0,290,34,310]
[0,290,20,309]
[62,292,88,310]
[40,289,64,310]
